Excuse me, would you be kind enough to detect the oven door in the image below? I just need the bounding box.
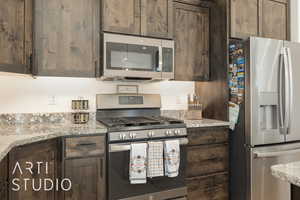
[108,139,188,200]
[103,33,163,80]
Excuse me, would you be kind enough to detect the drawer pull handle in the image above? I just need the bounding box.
[77,143,97,147]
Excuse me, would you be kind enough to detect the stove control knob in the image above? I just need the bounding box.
[148,131,154,138]
[165,130,171,136]
[175,129,181,136]
[119,133,126,140]
[129,133,136,139]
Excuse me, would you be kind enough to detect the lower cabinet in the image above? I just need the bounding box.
[186,173,228,200]
[186,127,229,200]
[63,135,106,200]
[64,157,105,200]
[8,139,59,200]
[0,156,8,200]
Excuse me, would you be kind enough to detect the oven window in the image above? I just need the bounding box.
[162,47,173,73]
[108,145,186,200]
[107,42,159,71]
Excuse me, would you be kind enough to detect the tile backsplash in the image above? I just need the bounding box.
[0,75,194,114]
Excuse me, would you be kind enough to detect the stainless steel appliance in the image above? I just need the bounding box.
[96,94,188,200]
[230,37,300,200]
[101,33,174,81]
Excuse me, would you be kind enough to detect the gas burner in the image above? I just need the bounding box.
[98,116,184,129]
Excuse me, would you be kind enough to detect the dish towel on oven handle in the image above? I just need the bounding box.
[147,141,164,178]
[164,140,180,177]
[130,143,147,184]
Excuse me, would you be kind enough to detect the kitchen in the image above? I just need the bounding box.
[0,0,299,200]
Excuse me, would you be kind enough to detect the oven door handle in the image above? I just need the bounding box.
[109,138,189,153]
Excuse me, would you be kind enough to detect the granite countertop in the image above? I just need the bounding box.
[184,118,230,128]
[0,120,107,162]
[0,111,230,163]
[271,161,300,187]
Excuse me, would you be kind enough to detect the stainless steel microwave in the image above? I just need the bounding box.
[101,33,174,81]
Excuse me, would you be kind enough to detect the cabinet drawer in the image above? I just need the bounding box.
[187,144,228,177]
[188,127,228,146]
[65,136,105,158]
[186,173,228,200]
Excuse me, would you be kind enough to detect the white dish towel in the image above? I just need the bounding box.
[164,140,180,177]
[130,143,147,184]
[147,141,164,178]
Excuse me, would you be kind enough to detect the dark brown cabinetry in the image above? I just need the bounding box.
[8,139,59,200]
[0,0,33,74]
[102,0,173,39]
[174,2,210,81]
[186,127,229,200]
[64,157,105,200]
[261,0,289,40]
[0,156,8,200]
[63,135,106,200]
[102,0,141,35]
[230,0,290,40]
[34,0,100,77]
[230,0,259,39]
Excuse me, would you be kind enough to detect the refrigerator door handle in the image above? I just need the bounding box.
[254,148,300,158]
[278,52,284,134]
[286,47,293,135]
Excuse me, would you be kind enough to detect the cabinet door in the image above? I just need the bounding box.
[0,0,32,74]
[64,157,105,200]
[141,0,173,39]
[102,0,141,35]
[34,0,100,77]
[0,156,8,200]
[230,0,259,38]
[187,144,228,178]
[186,173,228,200]
[260,0,289,40]
[9,140,59,200]
[174,3,209,81]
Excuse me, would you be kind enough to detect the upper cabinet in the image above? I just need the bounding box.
[34,0,100,77]
[102,0,141,35]
[0,0,33,74]
[230,0,290,40]
[102,0,173,39]
[230,0,259,38]
[174,2,210,81]
[140,0,173,38]
[261,0,289,40]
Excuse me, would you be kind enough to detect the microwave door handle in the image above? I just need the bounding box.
[157,46,163,72]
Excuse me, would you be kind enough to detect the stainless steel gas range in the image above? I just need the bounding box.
[96,94,188,200]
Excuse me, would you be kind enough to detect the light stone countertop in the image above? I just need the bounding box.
[184,118,230,128]
[0,120,107,162]
[271,161,300,187]
[0,116,230,163]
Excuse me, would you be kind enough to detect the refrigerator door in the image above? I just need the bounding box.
[248,37,284,146]
[250,142,300,200]
[282,41,300,142]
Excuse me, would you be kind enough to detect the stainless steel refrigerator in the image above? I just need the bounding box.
[230,37,300,200]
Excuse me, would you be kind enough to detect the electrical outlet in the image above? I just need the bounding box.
[48,96,56,105]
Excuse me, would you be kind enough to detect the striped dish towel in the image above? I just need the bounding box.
[147,141,164,178]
